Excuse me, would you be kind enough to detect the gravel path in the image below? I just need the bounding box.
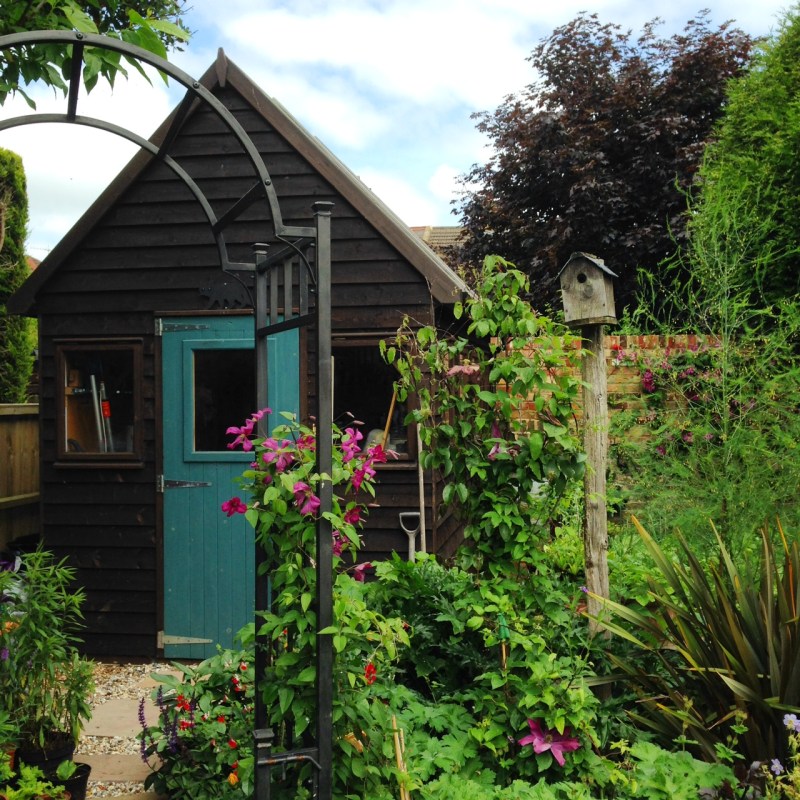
[77,661,170,798]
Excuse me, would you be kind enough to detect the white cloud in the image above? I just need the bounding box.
[218,0,536,109]
[356,167,440,226]
[0,71,173,254]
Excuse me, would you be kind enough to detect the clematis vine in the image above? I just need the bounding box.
[352,444,388,491]
[224,413,392,567]
[293,481,321,516]
[518,718,580,767]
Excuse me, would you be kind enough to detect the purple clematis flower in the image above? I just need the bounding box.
[292,481,321,516]
[518,719,580,766]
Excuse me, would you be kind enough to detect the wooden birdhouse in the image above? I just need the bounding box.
[558,252,617,327]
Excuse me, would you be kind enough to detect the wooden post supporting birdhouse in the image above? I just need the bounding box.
[559,253,617,634]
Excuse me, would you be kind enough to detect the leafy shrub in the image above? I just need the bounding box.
[593,516,800,767]
[138,645,255,800]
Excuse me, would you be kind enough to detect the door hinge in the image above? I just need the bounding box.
[155,319,210,336]
[157,475,212,493]
[158,631,213,648]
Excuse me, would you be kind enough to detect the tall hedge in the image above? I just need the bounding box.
[0,147,33,403]
[689,7,800,306]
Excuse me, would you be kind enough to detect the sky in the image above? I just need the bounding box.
[0,0,792,260]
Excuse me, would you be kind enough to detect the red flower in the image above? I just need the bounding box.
[217,715,226,723]
[175,694,191,712]
[239,662,248,672]
[228,738,238,749]
[364,662,377,685]
[221,497,248,517]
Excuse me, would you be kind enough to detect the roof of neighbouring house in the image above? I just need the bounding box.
[10,49,469,313]
[410,225,465,255]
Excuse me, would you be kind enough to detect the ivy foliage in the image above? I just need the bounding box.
[0,147,33,403]
[0,0,191,107]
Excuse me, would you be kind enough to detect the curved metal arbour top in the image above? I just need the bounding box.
[0,29,316,268]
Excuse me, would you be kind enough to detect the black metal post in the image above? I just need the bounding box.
[253,244,273,800]
[313,201,334,800]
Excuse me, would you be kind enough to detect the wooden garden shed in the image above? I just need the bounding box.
[8,50,468,659]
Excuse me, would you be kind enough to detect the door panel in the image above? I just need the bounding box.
[160,316,298,658]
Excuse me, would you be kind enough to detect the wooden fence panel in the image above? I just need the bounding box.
[0,404,40,549]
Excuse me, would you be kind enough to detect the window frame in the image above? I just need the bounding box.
[55,338,144,467]
[331,338,417,463]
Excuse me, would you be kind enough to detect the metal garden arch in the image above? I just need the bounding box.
[0,29,335,800]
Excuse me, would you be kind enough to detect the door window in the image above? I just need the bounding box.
[193,349,255,452]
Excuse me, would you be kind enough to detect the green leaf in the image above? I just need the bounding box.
[62,4,99,33]
[296,665,316,683]
[144,18,191,41]
[278,686,294,715]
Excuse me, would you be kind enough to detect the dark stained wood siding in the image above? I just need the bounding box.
[32,80,454,658]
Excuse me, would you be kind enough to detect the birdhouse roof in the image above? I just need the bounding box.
[559,252,618,279]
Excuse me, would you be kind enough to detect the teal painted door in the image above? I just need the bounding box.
[160,316,299,659]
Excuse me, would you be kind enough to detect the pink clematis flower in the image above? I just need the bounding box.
[226,418,256,451]
[344,506,362,526]
[518,719,580,767]
[352,562,373,582]
[262,438,295,472]
[226,408,271,451]
[292,481,321,516]
[221,497,248,517]
[341,427,363,463]
[446,363,480,377]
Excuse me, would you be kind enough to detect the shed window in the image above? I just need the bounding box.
[57,341,143,463]
[332,342,414,460]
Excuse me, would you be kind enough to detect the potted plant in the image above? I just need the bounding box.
[0,711,19,772]
[53,761,90,800]
[1,762,70,800]
[0,549,94,775]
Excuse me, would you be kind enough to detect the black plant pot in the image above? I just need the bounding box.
[16,732,76,776]
[59,761,92,800]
